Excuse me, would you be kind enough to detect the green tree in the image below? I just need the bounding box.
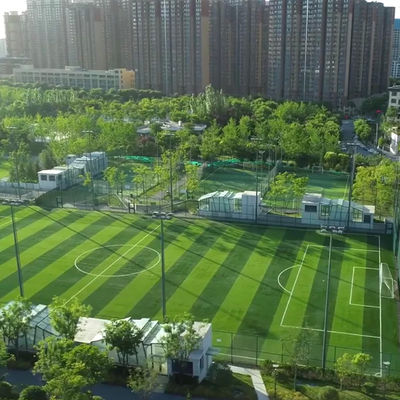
[334,353,354,390]
[354,119,372,142]
[352,353,372,387]
[184,164,200,198]
[34,337,110,400]
[19,385,48,400]
[200,122,220,162]
[49,296,92,340]
[127,367,158,400]
[0,298,32,357]
[104,319,144,366]
[39,147,56,170]
[132,165,151,197]
[161,313,201,381]
[0,338,9,368]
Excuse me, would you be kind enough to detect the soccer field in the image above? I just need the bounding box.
[0,205,398,373]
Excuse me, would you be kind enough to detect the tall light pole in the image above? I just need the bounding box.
[3,200,24,297]
[272,364,279,399]
[382,360,391,399]
[152,211,173,320]
[82,130,96,208]
[6,126,22,200]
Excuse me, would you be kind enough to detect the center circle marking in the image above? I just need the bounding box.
[74,244,161,278]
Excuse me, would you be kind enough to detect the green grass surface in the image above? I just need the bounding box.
[0,157,11,179]
[197,167,349,200]
[0,205,397,374]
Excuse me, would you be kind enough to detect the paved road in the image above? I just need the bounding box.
[341,119,377,157]
[2,369,195,400]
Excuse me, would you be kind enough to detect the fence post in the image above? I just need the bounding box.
[256,336,258,366]
[231,332,234,364]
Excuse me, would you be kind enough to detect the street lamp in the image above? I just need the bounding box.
[272,363,279,399]
[2,200,25,297]
[382,360,391,399]
[152,211,173,320]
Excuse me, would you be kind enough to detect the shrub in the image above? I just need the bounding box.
[361,382,376,395]
[19,386,47,400]
[317,386,339,400]
[0,381,17,399]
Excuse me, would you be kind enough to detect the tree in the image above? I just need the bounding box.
[49,296,92,340]
[0,338,9,368]
[160,313,201,381]
[128,367,159,400]
[0,297,32,357]
[200,122,221,162]
[132,165,151,197]
[282,328,313,390]
[334,353,354,390]
[39,147,56,170]
[34,337,110,400]
[19,385,48,400]
[352,353,372,387]
[184,164,200,198]
[354,119,372,142]
[104,319,144,366]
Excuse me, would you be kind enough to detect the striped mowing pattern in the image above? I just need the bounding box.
[0,206,398,372]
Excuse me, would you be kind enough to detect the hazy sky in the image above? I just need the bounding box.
[0,0,399,38]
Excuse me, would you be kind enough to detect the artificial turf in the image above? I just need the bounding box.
[0,205,397,373]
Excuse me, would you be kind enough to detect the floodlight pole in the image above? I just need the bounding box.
[9,202,24,297]
[321,233,333,373]
[7,126,22,200]
[152,211,173,321]
[82,130,96,209]
[346,145,356,230]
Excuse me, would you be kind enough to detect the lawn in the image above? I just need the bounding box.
[0,157,11,179]
[196,167,349,200]
[0,205,397,374]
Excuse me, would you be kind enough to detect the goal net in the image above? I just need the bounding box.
[380,263,395,299]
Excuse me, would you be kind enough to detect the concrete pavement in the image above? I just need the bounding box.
[229,365,269,400]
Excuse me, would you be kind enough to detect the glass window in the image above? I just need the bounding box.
[40,175,47,181]
[49,175,55,181]
[352,209,363,222]
[320,204,330,217]
[363,214,371,224]
[305,205,317,212]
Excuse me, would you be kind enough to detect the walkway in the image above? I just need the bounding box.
[229,365,270,400]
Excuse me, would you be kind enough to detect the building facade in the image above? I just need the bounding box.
[392,19,400,78]
[4,11,31,58]
[14,65,135,90]
[66,1,107,70]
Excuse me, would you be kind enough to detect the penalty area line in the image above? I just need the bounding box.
[64,224,160,305]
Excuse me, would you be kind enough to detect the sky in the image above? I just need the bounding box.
[0,0,398,39]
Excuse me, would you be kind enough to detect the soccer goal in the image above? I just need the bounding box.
[311,165,324,173]
[380,262,395,299]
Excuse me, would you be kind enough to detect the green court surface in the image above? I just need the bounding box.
[0,205,397,373]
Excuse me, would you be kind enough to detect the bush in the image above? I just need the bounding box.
[0,382,17,399]
[317,386,339,400]
[19,386,47,400]
[361,382,376,395]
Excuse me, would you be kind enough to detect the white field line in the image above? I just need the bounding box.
[280,245,309,326]
[378,235,383,377]
[281,324,380,340]
[64,224,160,305]
[349,267,380,308]
[277,265,298,294]
[309,245,379,252]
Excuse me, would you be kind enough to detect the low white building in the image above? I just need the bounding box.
[1,302,213,383]
[301,193,375,229]
[38,152,107,191]
[198,190,261,220]
[388,85,400,154]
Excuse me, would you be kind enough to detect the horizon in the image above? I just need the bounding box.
[0,0,399,39]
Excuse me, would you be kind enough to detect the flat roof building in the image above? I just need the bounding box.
[13,65,135,90]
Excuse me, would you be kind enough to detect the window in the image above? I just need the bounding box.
[320,204,331,217]
[305,205,317,212]
[200,356,204,370]
[363,214,371,224]
[49,175,55,181]
[40,175,47,181]
[352,209,363,222]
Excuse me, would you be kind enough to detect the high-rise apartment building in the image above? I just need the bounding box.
[66,1,107,70]
[27,0,69,68]
[392,19,400,78]
[267,0,394,106]
[4,12,31,58]
[210,0,268,97]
